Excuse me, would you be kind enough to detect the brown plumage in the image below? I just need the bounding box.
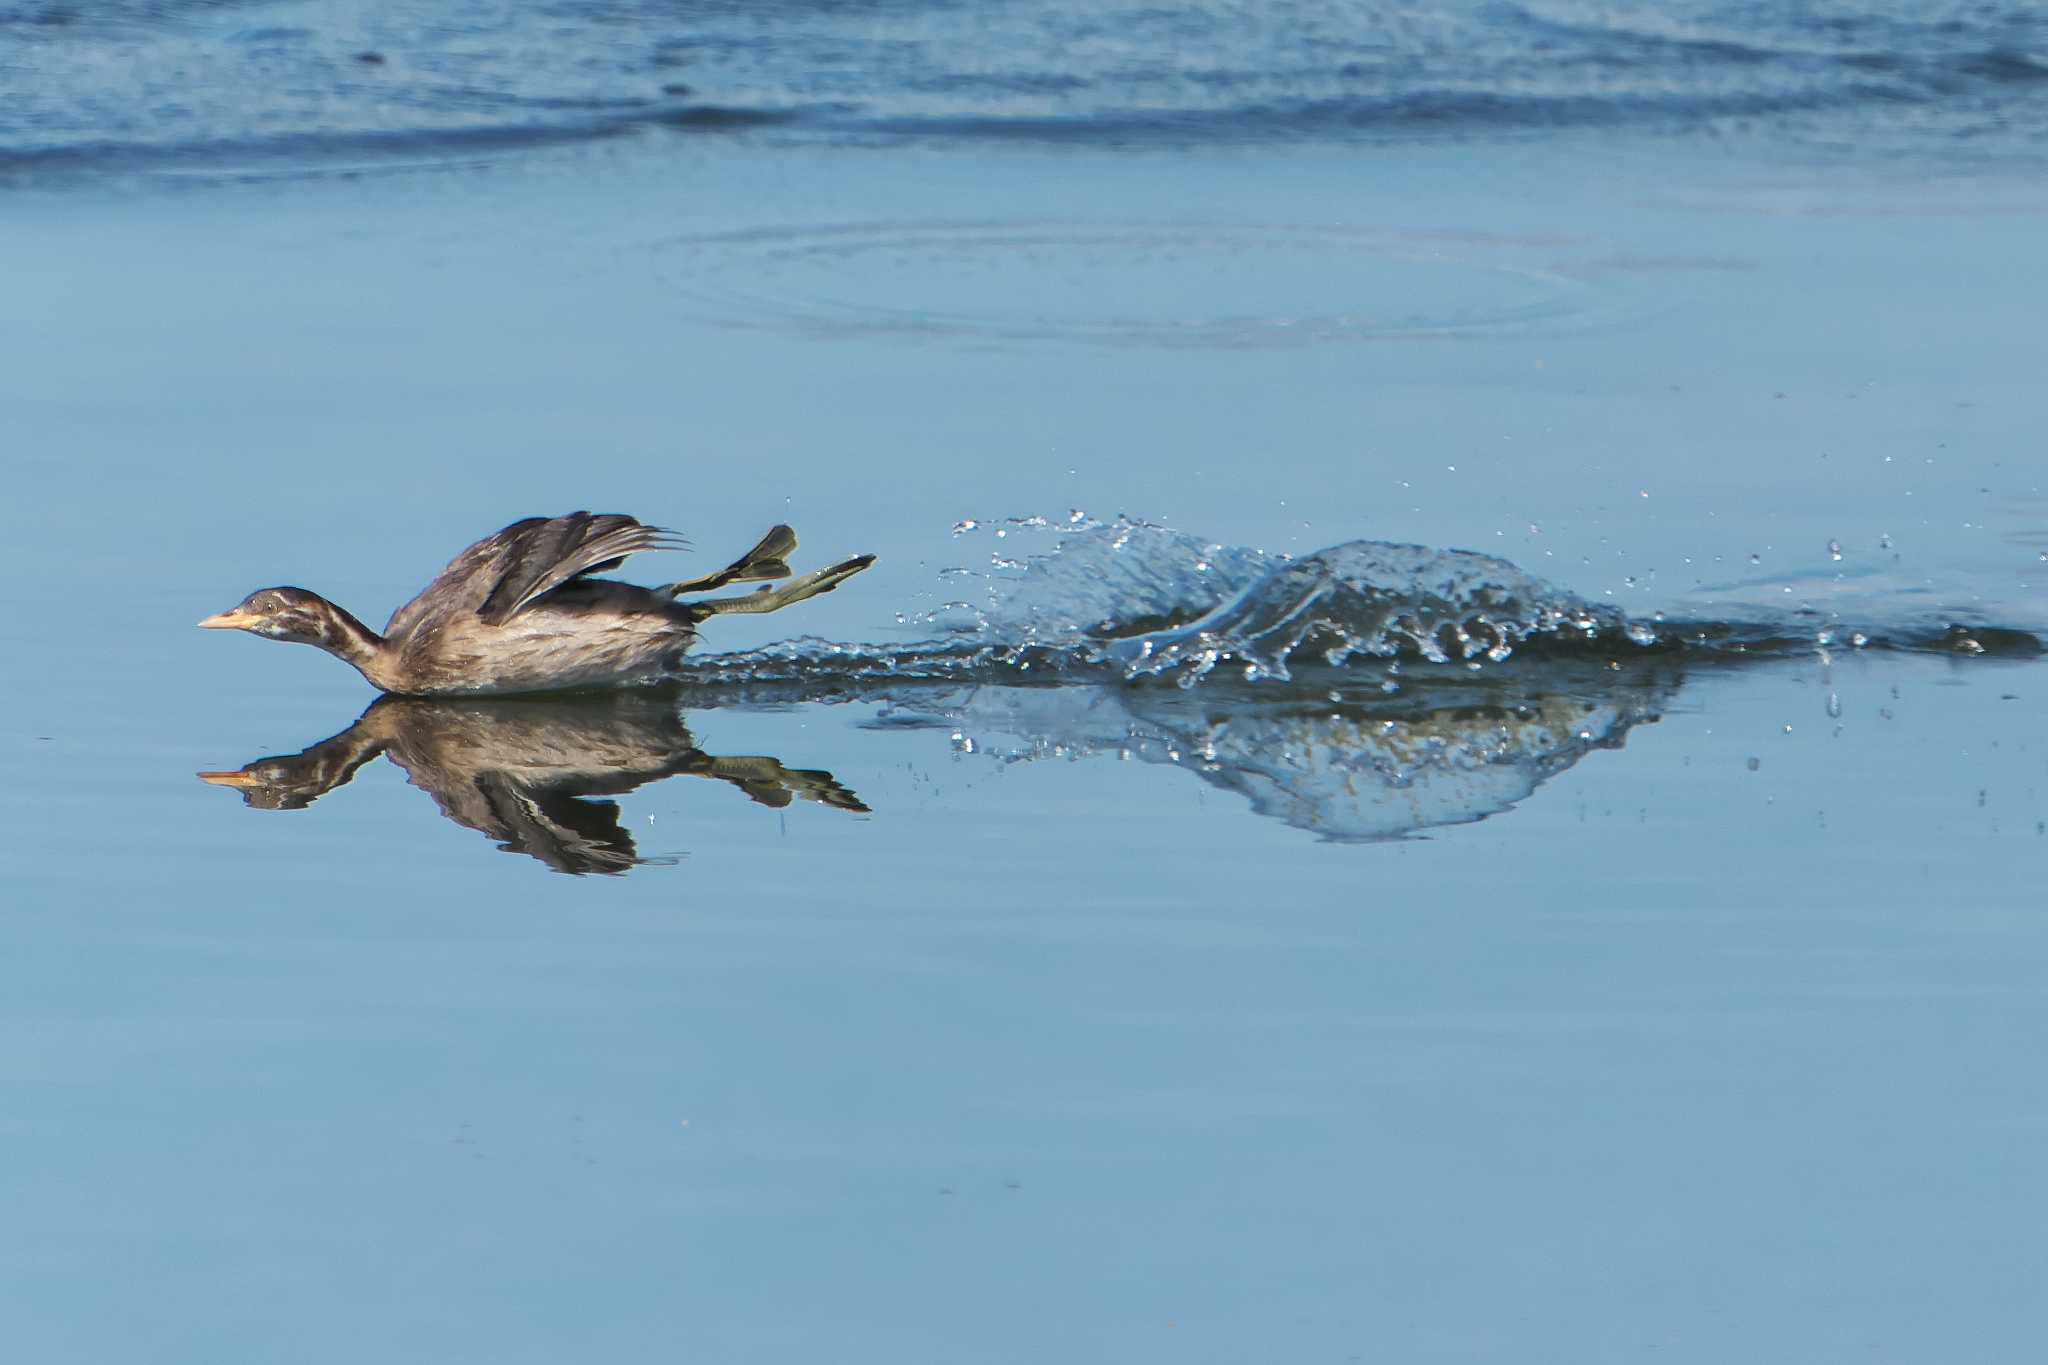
[199,513,874,695]
[197,691,870,874]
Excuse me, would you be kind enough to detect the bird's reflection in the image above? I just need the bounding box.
[199,692,867,874]
[200,657,1684,870]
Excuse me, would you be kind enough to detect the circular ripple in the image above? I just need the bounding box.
[649,220,1611,348]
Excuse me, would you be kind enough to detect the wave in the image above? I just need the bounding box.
[6,0,2047,180]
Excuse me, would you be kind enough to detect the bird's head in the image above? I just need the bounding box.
[200,588,354,649]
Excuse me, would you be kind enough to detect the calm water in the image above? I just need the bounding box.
[4,3,2047,1360]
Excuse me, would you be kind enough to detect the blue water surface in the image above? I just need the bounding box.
[2,5,2046,1361]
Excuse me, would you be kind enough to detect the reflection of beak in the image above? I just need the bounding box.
[197,770,265,788]
[199,610,261,630]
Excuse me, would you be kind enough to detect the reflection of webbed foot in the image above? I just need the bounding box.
[699,755,871,813]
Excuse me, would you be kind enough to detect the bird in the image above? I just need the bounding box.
[199,512,874,695]
[197,691,869,874]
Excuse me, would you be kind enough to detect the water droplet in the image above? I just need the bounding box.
[1879,533,1893,550]
[1749,553,1762,565]
[951,519,978,535]
[1851,632,1870,648]
[1828,539,1843,561]
[1826,692,1842,719]
[1746,757,1761,771]
[1782,724,1793,734]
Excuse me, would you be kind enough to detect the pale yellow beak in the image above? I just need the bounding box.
[198,610,261,630]
[197,770,266,789]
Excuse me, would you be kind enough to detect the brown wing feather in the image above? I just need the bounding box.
[476,514,684,625]
[384,514,688,638]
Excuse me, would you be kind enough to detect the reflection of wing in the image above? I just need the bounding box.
[470,773,640,876]
[375,696,867,872]
[370,700,689,874]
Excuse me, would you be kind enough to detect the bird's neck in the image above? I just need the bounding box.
[310,600,394,685]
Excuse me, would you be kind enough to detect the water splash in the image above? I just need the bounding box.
[686,515,1645,687]
[1102,537,1625,684]
[930,515,1277,657]
[682,514,2040,691]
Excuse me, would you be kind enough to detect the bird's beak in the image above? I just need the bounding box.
[198,610,261,630]
[197,770,265,789]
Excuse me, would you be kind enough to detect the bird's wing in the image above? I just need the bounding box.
[477,513,688,625]
[383,513,686,636]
